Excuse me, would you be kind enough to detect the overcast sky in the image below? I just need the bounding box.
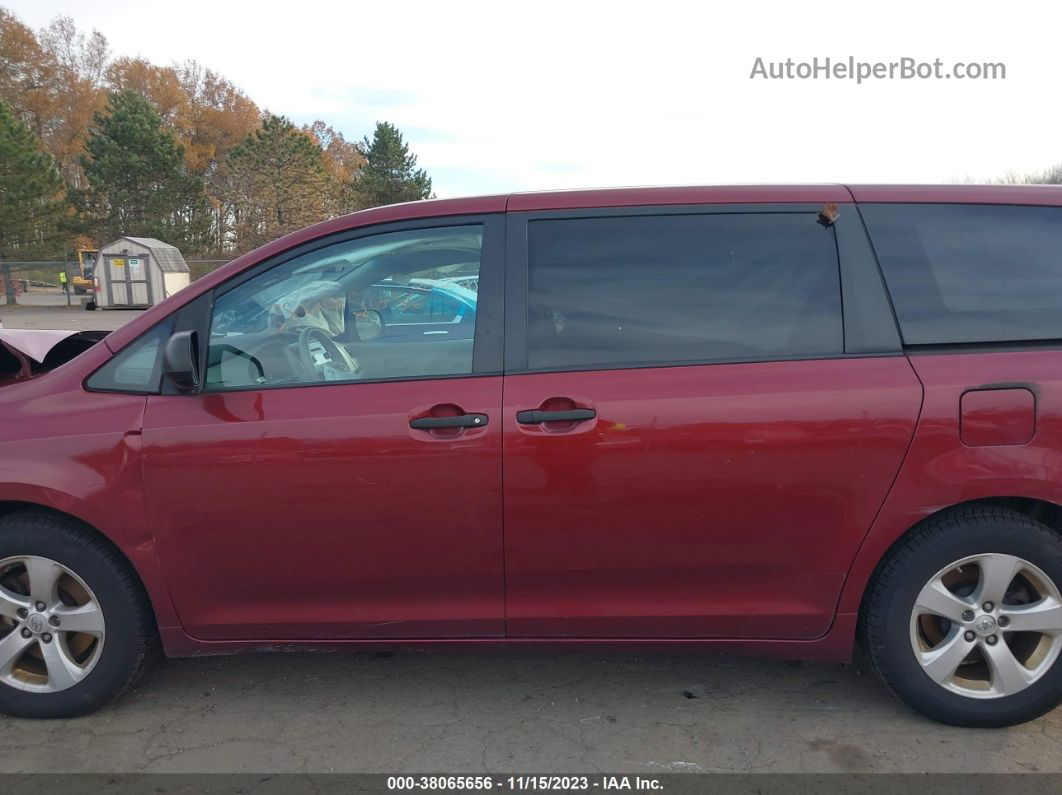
[10,0,1062,197]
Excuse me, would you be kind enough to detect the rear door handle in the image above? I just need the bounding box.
[410,413,488,429]
[516,409,596,424]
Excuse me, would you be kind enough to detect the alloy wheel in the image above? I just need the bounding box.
[0,555,106,693]
[910,553,1062,698]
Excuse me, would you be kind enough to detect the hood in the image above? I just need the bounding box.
[0,329,111,384]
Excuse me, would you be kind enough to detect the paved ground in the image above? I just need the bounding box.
[0,301,143,331]
[3,298,1062,775]
[1,649,1061,774]
[6,287,80,307]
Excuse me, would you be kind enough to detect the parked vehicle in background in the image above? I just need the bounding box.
[352,280,478,341]
[72,249,97,296]
[2,184,1062,727]
[412,274,479,292]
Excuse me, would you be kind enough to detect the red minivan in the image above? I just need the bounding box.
[2,184,1062,726]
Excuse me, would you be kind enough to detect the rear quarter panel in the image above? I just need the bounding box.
[838,350,1062,615]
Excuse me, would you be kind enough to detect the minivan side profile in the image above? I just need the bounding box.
[1,184,1062,726]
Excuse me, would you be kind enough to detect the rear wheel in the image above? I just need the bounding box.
[863,506,1062,726]
[0,512,156,718]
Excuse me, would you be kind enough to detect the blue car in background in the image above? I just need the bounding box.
[352,280,478,341]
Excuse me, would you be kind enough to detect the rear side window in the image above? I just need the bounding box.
[526,213,842,370]
[861,203,1062,345]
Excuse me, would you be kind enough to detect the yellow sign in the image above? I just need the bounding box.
[113,258,126,268]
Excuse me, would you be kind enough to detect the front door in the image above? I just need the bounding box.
[502,209,922,639]
[141,218,505,640]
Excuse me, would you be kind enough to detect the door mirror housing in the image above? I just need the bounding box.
[163,330,201,393]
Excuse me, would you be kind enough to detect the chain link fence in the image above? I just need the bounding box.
[1,259,232,306]
[4,260,231,283]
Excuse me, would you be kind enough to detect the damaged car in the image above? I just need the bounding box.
[3,185,1062,728]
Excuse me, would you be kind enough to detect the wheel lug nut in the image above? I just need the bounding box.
[41,633,51,644]
[983,601,994,612]
[35,602,46,612]
[998,615,1010,628]
[962,609,975,621]
[986,635,998,646]
[48,615,60,627]
[20,628,32,638]
[964,630,976,641]
[16,607,28,619]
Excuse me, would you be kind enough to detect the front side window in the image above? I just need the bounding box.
[526,213,842,370]
[206,225,482,389]
[861,203,1062,345]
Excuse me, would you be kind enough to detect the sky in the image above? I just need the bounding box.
[9,0,1062,197]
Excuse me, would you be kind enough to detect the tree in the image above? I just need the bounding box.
[109,58,261,250]
[78,89,210,250]
[956,163,1062,185]
[1027,164,1062,185]
[356,121,432,208]
[306,120,365,216]
[0,12,108,189]
[226,113,331,249]
[0,101,69,305]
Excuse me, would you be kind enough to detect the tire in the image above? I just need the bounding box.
[0,511,156,718]
[862,505,1062,727]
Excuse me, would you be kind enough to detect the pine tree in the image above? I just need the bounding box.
[356,121,432,208]
[0,101,68,305]
[78,89,210,251]
[226,113,331,249]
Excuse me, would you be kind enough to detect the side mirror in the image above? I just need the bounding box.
[353,309,384,341]
[163,330,201,393]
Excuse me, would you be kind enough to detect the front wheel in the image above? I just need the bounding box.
[863,506,1062,727]
[0,512,156,718]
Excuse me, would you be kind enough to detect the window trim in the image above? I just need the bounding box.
[505,203,898,375]
[180,214,504,395]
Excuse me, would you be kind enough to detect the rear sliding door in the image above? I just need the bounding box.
[501,205,923,639]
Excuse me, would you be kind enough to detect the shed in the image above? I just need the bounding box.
[95,237,191,309]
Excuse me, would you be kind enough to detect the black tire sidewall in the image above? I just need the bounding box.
[872,515,1062,727]
[0,523,144,719]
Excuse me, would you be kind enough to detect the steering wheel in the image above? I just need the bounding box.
[296,326,361,382]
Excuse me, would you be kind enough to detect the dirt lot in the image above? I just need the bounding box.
[2,299,1062,775]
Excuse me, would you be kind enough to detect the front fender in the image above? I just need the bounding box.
[0,377,180,631]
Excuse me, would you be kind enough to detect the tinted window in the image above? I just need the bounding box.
[862,203,1062,345]
[85,320,171,393]
[206,226,482,389]
[526,213,842,370]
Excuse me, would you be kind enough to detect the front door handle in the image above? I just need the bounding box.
[410,413,488,429]
[516,408,596,424]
